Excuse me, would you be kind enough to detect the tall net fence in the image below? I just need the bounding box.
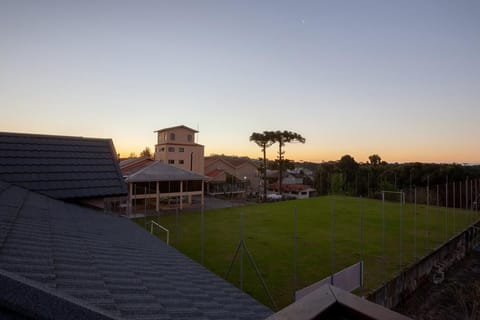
[135,177,480,310]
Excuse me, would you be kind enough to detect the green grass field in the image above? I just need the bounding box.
[134,195,478,310]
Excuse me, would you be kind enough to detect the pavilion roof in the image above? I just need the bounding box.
[125,161,207,183]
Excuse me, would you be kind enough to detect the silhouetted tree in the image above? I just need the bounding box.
[250,131,275,200]
[368,154,382,166]
[338,154,359,194]
[271,131,305,193]
[140,147,152,158]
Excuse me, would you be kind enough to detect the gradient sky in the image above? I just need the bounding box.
[1,0,479,163]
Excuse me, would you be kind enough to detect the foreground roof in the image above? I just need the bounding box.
[0,132,127,199]
[267,285,411,320]
[126,161,207,183]
[0,180,272,319]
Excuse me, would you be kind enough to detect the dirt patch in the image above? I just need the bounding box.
[395,249,480,320]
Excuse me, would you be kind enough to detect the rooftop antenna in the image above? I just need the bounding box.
[196,123,200,143]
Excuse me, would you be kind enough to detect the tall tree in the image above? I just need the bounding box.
[338,154,359,194]
[140,147,152,158]
[272,131,306,194]
[249,131,275,200]
[368,154,382,166]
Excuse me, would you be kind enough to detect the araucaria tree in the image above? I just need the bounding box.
[272,131,306,194]
[249,131,275,200]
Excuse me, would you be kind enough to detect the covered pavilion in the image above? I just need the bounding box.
[125,161,207,212]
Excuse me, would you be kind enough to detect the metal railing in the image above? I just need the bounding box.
[150,221,170,245]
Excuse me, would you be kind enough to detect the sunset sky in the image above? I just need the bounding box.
[1,0,479,164]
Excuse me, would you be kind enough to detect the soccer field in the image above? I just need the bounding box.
[135,195,478,310]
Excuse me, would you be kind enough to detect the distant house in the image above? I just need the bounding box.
[0,132,127,208]
[204,156,260,197]
[266,169,315,199]
[154,125,204,175]
[0,180,272,319]
[273,183,316,199]
[282,173,304,185]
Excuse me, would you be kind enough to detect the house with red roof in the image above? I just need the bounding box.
[204,156,260,197]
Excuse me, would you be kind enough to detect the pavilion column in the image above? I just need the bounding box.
[180,181,183,209]
[156,181,159,212]
[187,180,192,204]
[128,183,133,216]
[201,180,204,206]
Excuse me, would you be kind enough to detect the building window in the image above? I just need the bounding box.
[170,133,176,141]
[179,147,185,152]
[168,147,175,152]
[160,147,165,152]
[179,160,184,164]
[168,159,175,164]
[187,134,193,142]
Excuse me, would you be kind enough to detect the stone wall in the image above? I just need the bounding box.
[367,222,480,309]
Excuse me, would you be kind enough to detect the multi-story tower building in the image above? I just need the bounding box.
[154,125,204,175]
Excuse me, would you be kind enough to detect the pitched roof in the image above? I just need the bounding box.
[267,284,411,320]
[126,161,207,182]
[0,132,127,200]
[205,169,225,178]
[153,125,198,133]
[0,180,272,319]
[119,157,154,176]
[205,156,257,169]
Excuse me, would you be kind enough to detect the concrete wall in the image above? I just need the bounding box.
[367,222,480,309]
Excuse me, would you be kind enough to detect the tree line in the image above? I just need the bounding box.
[314,154,480,200]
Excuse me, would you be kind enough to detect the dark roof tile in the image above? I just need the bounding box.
[0,132,127,199]
[0,182,272,319]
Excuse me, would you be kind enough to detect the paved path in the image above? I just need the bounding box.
[123,196,256,218]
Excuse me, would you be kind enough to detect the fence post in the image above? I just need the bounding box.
[475,178,478,220]
[436,184,440,247]
[201,205,204,265]
[175,207,179,247]
[382,191,386,285]
[453,182,456,234]
[445,176,448,241]
[330,200,335,285]
[240,211,244,290]
[293,207,297,302]
[414,187,417,261]
[471,179,474,222]
[360,196,364,268]
[426,176,430,253]
[400,190,403,267]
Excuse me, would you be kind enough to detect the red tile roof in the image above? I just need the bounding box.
[206,169,224,178]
